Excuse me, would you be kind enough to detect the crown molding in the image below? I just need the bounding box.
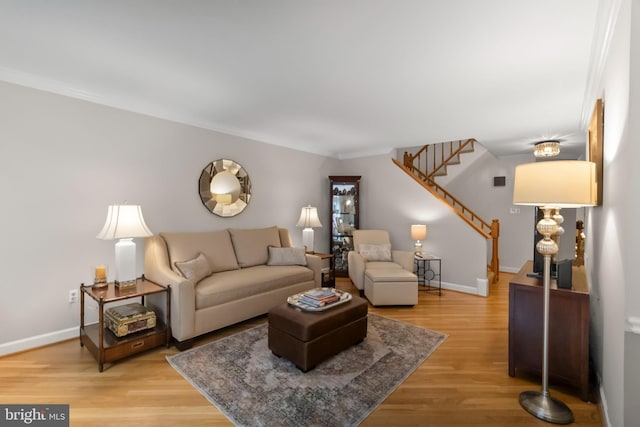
[580,0,624,129]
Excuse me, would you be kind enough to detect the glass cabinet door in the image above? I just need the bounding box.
[329,176,360,276]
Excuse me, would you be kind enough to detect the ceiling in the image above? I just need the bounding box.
[0,0,605,159]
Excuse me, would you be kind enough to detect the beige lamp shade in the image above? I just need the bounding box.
[411,224,427,240]
[513,161,597,208]
[296,206,322,228]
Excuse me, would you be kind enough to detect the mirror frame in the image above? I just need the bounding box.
[199,159,251,217]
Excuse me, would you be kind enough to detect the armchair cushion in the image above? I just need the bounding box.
[358,243,392,261]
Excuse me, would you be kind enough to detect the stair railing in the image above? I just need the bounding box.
[403,139,476,181]
[394,144,500,283]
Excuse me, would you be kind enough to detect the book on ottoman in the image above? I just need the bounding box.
[105,303,157,337]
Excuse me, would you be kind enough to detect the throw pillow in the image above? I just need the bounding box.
[174,253,212,283]
[359,243,392,261]
[267,246,307,266]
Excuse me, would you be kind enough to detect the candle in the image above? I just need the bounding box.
[95,266,107,281]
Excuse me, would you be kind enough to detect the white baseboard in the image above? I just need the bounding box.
[597,375,612,427]
[476,278,489,297]
[441,281,479,295]
[500,265,521,274]
[0,327,78,357]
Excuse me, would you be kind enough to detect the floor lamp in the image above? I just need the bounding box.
[513,160,596,424]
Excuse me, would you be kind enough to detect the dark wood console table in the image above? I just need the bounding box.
[508,261,590,401]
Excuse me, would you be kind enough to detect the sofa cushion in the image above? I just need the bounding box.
[359,243,392,261]
[267,246,307,266]
[229,226,281,268]
[160,230,239,274]
[278,228,293,247]
[195,265,314,309]
[174,253,212,283]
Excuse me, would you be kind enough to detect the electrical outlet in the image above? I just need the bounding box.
[68,289,79,304]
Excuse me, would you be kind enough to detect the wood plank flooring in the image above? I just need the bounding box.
[0,273,603,426]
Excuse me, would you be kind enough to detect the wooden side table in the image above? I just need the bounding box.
[312,252,335,287]
[80,276,171,372]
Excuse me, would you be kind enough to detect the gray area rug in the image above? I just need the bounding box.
[167,313,447,427]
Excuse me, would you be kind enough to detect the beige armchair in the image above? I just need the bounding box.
[348,229,415,293]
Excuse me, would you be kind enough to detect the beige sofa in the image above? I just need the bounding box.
[144,226,322,348]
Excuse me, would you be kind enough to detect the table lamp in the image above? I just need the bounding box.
[513,160,596,424]
[411,224,427,255]
[296,205,322,253]
[97,205,153,286]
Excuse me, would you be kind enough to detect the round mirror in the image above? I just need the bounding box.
[199,159,251,217]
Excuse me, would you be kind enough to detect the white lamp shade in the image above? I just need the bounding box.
[513,161,597,208]
[296,206,322,228]
[96,205,153,240]
[96,205,152,284]
[411,224,427,240]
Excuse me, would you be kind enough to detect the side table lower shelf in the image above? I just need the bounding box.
[80,323,168,371]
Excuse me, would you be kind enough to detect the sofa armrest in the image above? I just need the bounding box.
[348,251,366,290]
[392,250,415,272]
[144,236,196,342]
[305,254,323,287]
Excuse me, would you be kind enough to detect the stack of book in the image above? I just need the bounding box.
[298,289,341,308]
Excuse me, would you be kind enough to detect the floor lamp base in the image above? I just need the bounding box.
[519,391,574,424]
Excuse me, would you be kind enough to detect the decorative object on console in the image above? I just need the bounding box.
[296,205,322,253]
[533,140,560,158]
[410,224,427,255]
[97,205,153,287]
[93,265,108,288]
[513,160,596,424]
[199,159,251,217]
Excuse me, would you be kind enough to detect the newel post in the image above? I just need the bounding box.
[490,219,500,283]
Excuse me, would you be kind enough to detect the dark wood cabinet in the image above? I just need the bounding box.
[329,176,360,277]
[508,261,590,401]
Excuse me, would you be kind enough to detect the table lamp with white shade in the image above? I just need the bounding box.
[296,205,322,253]
[97,205,153,286]
[513,160,596,424]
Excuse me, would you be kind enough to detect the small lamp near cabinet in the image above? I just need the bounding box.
[411,224,427,255]
[97,205,153,286]
[296,205,322,253]
[513,160,596,424]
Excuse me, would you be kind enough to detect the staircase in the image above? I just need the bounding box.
[393,138,500,283]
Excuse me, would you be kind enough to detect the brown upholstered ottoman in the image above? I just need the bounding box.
[268,295,368,372]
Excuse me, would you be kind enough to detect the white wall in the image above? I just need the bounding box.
[446,151,536,273]
[0,81,335,351]
[335,153,488,294]
[586,1,631,425]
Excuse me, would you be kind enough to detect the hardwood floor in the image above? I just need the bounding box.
[0,273,603,426]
